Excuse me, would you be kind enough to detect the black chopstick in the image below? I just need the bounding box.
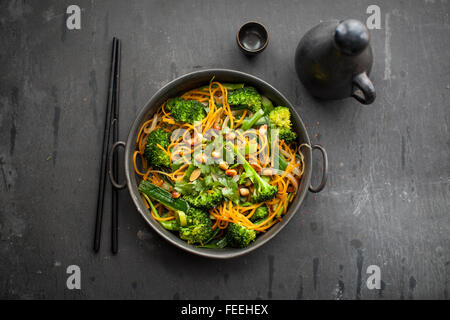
[94,37,119,253]
[111,39,121,254]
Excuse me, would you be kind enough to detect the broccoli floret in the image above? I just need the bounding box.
[144,128,171,168]
[269,107,292,128]
[183,188,223,210]
[229,143,277,203]
[226,223,256,248]
[268,106,297,144]
[279,129,298,144]
[178,208,213,244]
[166,97,206,124]
[250,205,269,222]
[228,87,262,113]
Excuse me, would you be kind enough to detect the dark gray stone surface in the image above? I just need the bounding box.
[0,0,449,299]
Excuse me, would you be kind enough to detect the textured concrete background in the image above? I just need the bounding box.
[0,0,449,299]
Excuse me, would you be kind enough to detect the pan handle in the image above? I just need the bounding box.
[108,141,127,189]
[308,144,328,193]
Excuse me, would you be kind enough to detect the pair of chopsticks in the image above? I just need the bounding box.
[93,37,121,254]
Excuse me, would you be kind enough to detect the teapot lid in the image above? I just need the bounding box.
[334,19,370,55]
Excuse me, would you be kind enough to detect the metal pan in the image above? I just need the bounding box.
[109,69,328,259]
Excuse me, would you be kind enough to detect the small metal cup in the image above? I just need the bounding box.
[236,22,269,55]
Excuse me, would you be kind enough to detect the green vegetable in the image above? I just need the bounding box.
[175,177,214,196]
[166,97,206,124]
[268,106,298,144]
[245,142,258,155]
[218,176,239,203]
[240,94,273,130]
[144,194,180,231]
[199,235,228,249]
[138,181,189,213]
[269,106,291,128]
[183,187,223,210]
[144,129,171,168]
[198,164,214,175]
[183,162,197,182]
[279,130,298,144]
[261,95,274,114]
[175,165,228,210]
[140,181,213,244]
[179,208,213,244]
[226,223,256,248]
[253,116,268,127]
[228,87,262,113]
[171,157,185,171]
[201,222,257,249]
[228,142,278,203]
[174,181,195,195]
[278,154,288,171]
[250,205,269,222]
[240,109,265,131]
[176,211,188,227]
[197,228,221,247]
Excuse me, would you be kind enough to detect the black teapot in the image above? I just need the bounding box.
[295,19,376,105]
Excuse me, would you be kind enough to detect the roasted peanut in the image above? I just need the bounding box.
[219,161,229,171]
[225,169,237,177]
[239,188,250,196]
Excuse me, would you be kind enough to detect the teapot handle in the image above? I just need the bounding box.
[352,72,376,105]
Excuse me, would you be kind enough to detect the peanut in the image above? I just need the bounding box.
[225,169,237,177]
[239,188,250,196]
[219,161,229,171]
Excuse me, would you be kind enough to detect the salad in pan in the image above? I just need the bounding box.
[134,81,308,248]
